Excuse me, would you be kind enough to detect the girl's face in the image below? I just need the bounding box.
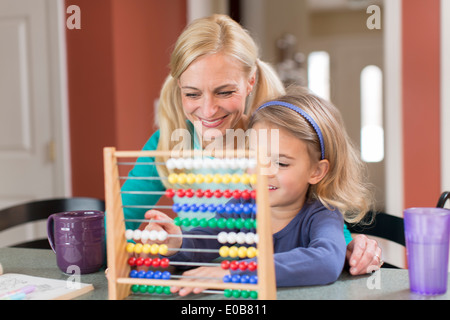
[178,53,255,142]
[251,122,328,214]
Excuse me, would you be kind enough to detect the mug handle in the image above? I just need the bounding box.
[47,214,57,253]
[436,191,450,208]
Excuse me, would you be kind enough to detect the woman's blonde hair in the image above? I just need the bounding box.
[156,14,285,181]
[248,86,374,224]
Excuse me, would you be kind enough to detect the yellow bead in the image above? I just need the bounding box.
[247,247,257,258]
[204,174,214,183]
[134,243,143,254]
[238,246,247,258]
[150,244,159,255]
[142,244,151,254]
[213,173,222,184]
[219,246,229,257]
[229,246,239,258]
[168,173,178,184]
[126,243,135,253]
[250,174,257,185]
[195,174,204,183]
[231,174,240,184]
[222,173,232,184]
[186,173,196,184]
[159,244,168,255]
[241,173,250,184]
[178,173,187,184]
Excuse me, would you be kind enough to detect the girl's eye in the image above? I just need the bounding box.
[276,162,289,168]
[185,93,200,98]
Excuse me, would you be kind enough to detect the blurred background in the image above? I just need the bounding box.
[0,0,448,254]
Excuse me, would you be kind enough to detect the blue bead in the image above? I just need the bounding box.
[249,276,258,284]
[172,203,182,213]
[145,271,154,279]
[234,204,244,214]
[129,270,138,278]
[199,204,208,212]
[182,203,190,212]
[154,271,162,279]
[240,275,250,284]
[243,204,251,215]
[216,204,225,214]
[225,204,235,214]
[190,204,199,212]
[252,204,257,214]
[137,270,146,278]
[162,271,171,280]
[207,204,216,212]
[231,274,241,283]
[223,275,231,283]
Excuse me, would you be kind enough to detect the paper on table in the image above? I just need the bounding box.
[0,273,93,300]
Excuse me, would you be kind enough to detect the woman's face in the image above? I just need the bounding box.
[178,52,255,143]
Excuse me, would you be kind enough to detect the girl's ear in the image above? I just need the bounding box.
[309,159,329,185]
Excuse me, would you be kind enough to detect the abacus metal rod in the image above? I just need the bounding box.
[116,278,257,291]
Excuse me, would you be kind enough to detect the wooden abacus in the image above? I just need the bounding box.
[103,147,276,300]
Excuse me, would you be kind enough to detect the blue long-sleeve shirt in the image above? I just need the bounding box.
[167,199,346,287]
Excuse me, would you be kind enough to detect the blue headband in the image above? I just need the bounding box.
[256,101,326,160]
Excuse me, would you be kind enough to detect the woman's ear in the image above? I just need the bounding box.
[308,159,329,185]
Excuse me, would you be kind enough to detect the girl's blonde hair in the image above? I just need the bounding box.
[248,86,374,224]
[156,14,285,181]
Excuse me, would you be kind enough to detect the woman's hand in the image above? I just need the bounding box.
[346,234,383,275]
[170,267,229,297]
[143,210,182,255]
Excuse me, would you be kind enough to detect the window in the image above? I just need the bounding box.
[307,51,330,101]
[360,65,384,162]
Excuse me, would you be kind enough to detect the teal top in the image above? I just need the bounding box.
[120,122,353,244]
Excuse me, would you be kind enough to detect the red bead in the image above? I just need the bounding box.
[232,190,241,199]
[160,258,170,268]
[248,261,257,271]
[250,190,256,199]
[239,261,248,271]
[165,188,175,198]
[221,260,230,270]
[223,189,232,198]
[241,190,251,200]
[230,260,239,270]
[152,258,161,267]
[214,190,223,198]
[176,189,186,197]
[135,257,144,266]
[204,189,213,198]
[185,188,194,198]
[195,189,204,198]
[144,258,152,267]
[127,257,136,266]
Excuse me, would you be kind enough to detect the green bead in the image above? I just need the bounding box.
[226,218,235,229]
[241,290,250,299]
[147,285,156,294]
[235,218,244,229]
[163,286,171,295]
[199,218,208,228]
[155,286,164,294]
[182,218,191,227]
[208,218,217,228]
[250,291,258,299]
[232,290,241,298]
[217,217,227,229]
[131,284,140,293]
[139,285,147,293]
[174,217,182,226]
[253,220,257,229]
[190,218,199,227]
[243,218,253,229]
[224,289,232,298]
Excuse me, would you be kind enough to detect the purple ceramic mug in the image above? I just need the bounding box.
[47,210,105,274]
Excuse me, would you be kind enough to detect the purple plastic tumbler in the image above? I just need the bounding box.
[47,210,105,274]
[404,207,450,295]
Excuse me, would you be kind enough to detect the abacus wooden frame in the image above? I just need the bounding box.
[103,147,276,300]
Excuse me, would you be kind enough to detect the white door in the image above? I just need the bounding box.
[0,0,69,209]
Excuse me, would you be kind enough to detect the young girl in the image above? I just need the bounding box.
[142,87,374,296]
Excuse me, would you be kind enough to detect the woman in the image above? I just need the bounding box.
[121,14,382,275]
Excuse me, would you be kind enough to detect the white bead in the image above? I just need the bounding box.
[217,232,228,244]
[149,230,158,241]
[133,229,142,241]
[245,232,255,244]
[193,158,203,169]
[248,158,257,169]
[219,158,228,169]
[166,158,176,170]
[141,230,150,242]
[157,230,168,241]
[174,158,185,169]
[125,229,134,240]
[229,158,238,169]
[254,234,259,244]
[238,158,247,169]
[203,158,213,169]
[184,158,193,170]
[236,232,246,244]
[227,232,237,244]
[210,159,220,169]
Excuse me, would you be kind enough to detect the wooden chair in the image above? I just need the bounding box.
[0,197,105,249]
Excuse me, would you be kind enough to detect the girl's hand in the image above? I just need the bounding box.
[143,210,182,255]
[346,234,383,275]
[170,267,230,296]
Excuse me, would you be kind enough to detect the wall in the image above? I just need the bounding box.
[65,0,187,199]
